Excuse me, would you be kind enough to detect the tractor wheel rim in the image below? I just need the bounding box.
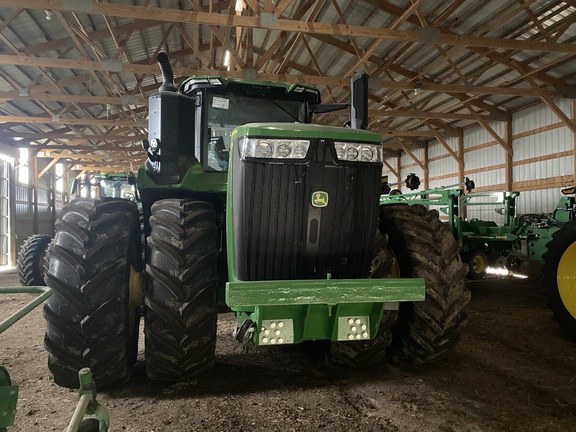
[128,266,144,334]
[473,254,486,273]
[557,242,576,319]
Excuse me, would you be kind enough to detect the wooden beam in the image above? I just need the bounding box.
[525,75,576,136]
[0,91,146,106]
[505,115,513,191]
[5,1,576,54]
[462,102,512,155]
[399,141,428,174]
[383,159,399,179]
[379,129,442,137]
[2,132,144,142]
[369,108,491,121]
[0,115,143,127]
[0,53,567,99]
[37,157,58,179]
[424,121,463,167]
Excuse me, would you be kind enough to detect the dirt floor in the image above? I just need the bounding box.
[1,268,575,432]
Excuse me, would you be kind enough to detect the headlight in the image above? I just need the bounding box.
[334,142,382,163]
[239,138,310,160]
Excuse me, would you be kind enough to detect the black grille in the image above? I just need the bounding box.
[232,139,381,281]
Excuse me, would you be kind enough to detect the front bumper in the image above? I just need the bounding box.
[226,278,425,345]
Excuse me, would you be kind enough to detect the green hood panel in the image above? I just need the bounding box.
[232,123,382,143]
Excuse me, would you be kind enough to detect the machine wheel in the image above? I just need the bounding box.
[145,199,218,382]
[542,219,576,338]
[44,198,143,388]
[17,234,51,286]
[466,250,488,280]
[328,232,399,367]
[381,204,470,364]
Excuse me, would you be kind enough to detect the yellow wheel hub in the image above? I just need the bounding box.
[472,254,486,274]
[128,266,144,335]
[557,242,576,319]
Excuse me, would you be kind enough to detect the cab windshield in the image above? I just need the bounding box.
[99,179,135,200]
[204,91,308,172]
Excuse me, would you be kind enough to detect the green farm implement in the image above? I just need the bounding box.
[380,183,567,279]
[0,286,109,431]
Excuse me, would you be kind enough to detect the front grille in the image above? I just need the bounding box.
[231,139,381,281]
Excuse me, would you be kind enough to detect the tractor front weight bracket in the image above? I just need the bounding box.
[226,278,425,346]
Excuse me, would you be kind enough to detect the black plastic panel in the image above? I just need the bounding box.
[145,92,196,184]
[232,140,381,281]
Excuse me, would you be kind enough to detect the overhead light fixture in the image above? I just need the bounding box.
[235,0,244,12]
[45,10,52,20]
[413,83,422,96]
[223,50,231,70]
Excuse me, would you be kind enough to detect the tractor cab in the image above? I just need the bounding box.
[179,76,321,173]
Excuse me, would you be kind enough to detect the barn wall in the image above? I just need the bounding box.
[382,99,575,218]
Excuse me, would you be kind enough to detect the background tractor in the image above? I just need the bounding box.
[42,53,470,388]
[16,172,138,287]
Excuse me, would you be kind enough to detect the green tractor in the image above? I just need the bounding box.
[43,53,469,388]
[542,186,576,339]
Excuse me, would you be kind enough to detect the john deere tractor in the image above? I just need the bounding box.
[43,53,469,388]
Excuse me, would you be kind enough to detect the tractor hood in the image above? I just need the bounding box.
[232,122,382,144]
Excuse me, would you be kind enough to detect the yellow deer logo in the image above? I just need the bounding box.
[312,191,329,208]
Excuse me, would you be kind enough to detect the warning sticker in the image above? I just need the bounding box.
[212,96,229,110]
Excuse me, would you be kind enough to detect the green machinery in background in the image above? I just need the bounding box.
[380,183,571,280]
[541,186,576,339]
[70,171,139,201]
[16,172,139,287]
[41,53,470,388]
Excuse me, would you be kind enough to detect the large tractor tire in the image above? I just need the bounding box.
[465,249,488,280]
[328,232,399,367]
[542,219,576,338]
[381,204,470,364]
[145,199,218,382]
[44,198,143,388]
[17,234,51,286]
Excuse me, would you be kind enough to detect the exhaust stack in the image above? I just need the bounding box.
[157,52,177,92]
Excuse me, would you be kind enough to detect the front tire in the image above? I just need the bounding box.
[44,199,142,388]
[145,199,218,382]
[542,219,576,338]
[381,204,470,364]
[17,234,51,286]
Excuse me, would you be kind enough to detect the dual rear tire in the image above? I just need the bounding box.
[44,199,143,388]
[44,198,218,387]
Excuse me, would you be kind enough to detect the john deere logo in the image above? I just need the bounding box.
[312,191,329,208]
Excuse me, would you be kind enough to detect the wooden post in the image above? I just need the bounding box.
[32,153,39,234]
[505,114,513,191]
